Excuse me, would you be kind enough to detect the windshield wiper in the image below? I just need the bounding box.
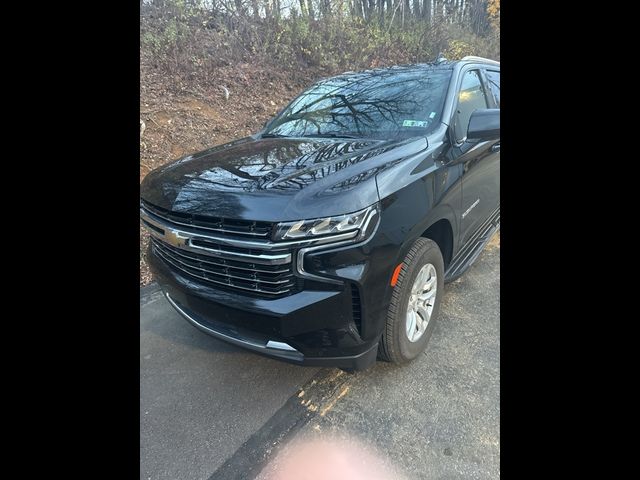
[261,133,290,138]
[300,133,362,139]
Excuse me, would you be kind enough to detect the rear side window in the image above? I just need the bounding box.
[485,70,500,107]
[453,70,489,143]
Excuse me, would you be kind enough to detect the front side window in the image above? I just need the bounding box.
[263,69,453,140]
[485,70,500,107]
[453,70,489,143]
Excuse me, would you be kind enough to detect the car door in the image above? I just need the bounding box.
[450,68,500,247]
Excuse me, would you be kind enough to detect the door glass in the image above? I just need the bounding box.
[453,70,488,142]
[485,70,500,107]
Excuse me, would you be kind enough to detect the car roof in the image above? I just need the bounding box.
[458,56,500,67]
[329,56,499,82]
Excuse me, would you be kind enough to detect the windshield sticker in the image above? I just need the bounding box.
[429,112,437,119]
[402,120,429,128]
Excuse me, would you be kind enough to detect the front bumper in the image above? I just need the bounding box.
[148,245,382,370]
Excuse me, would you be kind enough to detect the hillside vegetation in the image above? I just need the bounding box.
[139,0,500,285]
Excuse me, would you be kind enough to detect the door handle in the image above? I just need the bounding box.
[491,143,500,153]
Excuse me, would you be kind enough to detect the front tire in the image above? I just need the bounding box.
[378,238,445,363]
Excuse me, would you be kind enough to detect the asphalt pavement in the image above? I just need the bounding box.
[140,234,500,479]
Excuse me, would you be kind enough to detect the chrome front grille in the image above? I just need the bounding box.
[141,199,273,239]
[151,238,297,296]
[141,201,298,297]
[140,199,379,297]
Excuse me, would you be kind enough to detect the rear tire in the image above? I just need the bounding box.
[378,238,445,363]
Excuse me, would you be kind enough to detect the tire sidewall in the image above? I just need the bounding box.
[395,241,445,360]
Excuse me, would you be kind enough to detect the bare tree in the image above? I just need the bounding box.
[423,0,431,21]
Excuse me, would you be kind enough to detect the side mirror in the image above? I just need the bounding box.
[467,108,500,140]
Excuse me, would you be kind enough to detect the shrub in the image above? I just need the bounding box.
[140,2,500,88]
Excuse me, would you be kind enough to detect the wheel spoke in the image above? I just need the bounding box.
[415,313,424,334]
[413,269,427,294]
[406,309,417,341]
[416,305,431,327]
[424,274,436,291]
[419,287,437,301]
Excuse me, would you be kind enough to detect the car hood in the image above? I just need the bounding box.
[140,136,428,222]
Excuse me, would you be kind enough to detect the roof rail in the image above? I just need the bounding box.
[461,56,500,66]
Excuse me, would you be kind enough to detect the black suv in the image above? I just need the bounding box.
[140,56,500,370]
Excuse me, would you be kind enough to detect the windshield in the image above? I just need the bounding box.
[263,68,452,140]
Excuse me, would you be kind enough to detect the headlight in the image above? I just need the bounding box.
[273,204,379,242]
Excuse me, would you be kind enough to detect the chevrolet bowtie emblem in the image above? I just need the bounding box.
[164,228,189,247]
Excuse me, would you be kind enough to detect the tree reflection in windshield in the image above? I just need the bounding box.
[264,66,452,140]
